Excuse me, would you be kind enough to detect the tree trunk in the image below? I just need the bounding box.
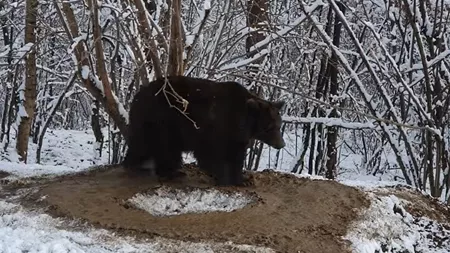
[132,0,163,79]
[245,0,268,170]
[3,66,20,151]
[16,0,38,163]
[91,100,104,161]
[310,7,333,175]
[0,0,14,144]
[167,0,184,76]
[245,0,268,92]
[325,2,345,180]
[55,0,129,142]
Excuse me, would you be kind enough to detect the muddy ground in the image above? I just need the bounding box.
[1,164,372,253]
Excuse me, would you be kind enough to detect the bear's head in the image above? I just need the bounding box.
[247,98,286,149]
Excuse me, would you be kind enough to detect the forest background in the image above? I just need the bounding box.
[1,0,450,203]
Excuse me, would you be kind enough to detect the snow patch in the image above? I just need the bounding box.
[0,199,273,253]
[204,0,211,10]
[128,186,256,217]
[112,92,129,124]
[16,105,28,118]
[81,65,90,79]
[283,116,375,129]
[0,160,88,180]
[339,174,409,190]
[345,193,450,253]
[0,129,110,181]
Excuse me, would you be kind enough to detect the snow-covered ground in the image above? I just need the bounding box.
[0,129,110,180]
[256,130,409,188]
[0,128,403,187]
[345,193,450,253]
[0,198,274,253]
[0,129,449,252]
[0,131,276,252]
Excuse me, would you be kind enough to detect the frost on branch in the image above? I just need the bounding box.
[112,92,129,124]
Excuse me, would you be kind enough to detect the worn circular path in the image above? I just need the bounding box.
[14,165,369,253]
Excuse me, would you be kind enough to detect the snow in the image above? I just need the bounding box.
[14,43,34,63]
[282,116,376,129]
[307,2,420,186]
[219,49,269,71]
[112,92,129,124]
[345,193,450,253]
[0,48,10,58]
[81,65,90,80]
[128,186,255,217]
[0,131,275,252]
[0,160,88,180]
[203,0,211,10]
[16,104,28,118]
[248,1,324,53]
[218,1,323,71]
[0,129,109,180]
[185,34,195,47]
[338,174,409,190]
[91,73,105,94]
[0,129,449,252]
[68,34,88,57]
[0,199,273,253]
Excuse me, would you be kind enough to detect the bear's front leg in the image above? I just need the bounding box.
[212,162,241,186]
[122,137,153,173]
[214,144,248,186]
[194,143,248,186]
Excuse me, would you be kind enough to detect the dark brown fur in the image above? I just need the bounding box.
[122,76,285,186]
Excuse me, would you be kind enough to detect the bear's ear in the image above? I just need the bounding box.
[273,100,285,110]
[247,98,260,110]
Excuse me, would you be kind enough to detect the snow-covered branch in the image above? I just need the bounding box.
[283,116,376,130]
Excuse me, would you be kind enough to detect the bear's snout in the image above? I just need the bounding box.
[263,131,286,149]
[272,137,286,149]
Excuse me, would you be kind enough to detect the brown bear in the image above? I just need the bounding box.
[121,76,285,186]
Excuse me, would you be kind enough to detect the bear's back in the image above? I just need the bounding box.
[163,76,252,102]
[130,76,255,145]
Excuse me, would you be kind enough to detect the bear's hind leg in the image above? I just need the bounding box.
[153,138,184,180]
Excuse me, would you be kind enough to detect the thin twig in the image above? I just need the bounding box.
[154,78,200,129]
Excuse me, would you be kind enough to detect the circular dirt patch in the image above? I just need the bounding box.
[18,165,369,253]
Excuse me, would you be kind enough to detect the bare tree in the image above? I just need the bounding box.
[325,1,345,180]
[0,0,16,149]
[245,0,269,171]
[55,0,129,140]
[16,0,38,162]
[167,0,184,76]
[0,0,449,204]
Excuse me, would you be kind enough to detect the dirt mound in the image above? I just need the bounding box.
[11,165,369,253]
[375,185,450,224]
